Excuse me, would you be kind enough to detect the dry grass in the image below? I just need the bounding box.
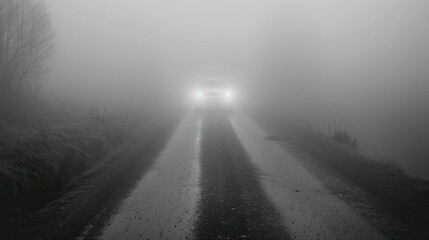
[0,114,128,222]
[332,131,358,149]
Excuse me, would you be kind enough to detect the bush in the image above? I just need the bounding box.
[333,131,358,149]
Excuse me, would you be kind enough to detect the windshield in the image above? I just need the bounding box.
[199,80,227,88]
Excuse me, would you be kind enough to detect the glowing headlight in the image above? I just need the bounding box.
[197,91,203,97]
[225,92,231,97]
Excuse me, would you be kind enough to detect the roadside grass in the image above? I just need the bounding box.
[294,132,429,238]
[330,130,409,176]
[252,109,429,238]
[377,157,406,175]
[0,113,129,223]
[332,131,358,149]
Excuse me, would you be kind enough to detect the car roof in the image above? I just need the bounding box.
[199,79,228,87]
[200,79,226,83]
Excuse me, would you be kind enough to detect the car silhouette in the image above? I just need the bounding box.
[193,79,233,109]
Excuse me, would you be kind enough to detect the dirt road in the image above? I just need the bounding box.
[13,110,427,240]
[92,111,383,240]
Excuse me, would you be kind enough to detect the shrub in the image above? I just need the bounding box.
[333,131,358,149]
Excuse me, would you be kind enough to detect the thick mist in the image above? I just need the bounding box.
[261,0,429,177]
[45,0,269,111]
[44,0,429,178]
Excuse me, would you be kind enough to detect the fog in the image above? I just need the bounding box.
[44,0,429,177]
[44,0,269,110]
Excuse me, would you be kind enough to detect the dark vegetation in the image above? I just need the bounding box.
[253,109,429,239]
[291,135,429,239]
[8,113,179,240]
[0,0,54,105]
[332,131,357,149]
[0,0,138,234]
[321,104,357,149]
[0,0,57,223]
[0,111,130,224]
[318,106,428,237]
[321,105,413,175]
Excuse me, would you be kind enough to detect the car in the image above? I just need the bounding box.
[193,79,233,109]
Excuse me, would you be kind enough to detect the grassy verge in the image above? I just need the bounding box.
[291,135,429,238]
[251,111,429,239]
[10,110,180,240]
[0,112,129,224]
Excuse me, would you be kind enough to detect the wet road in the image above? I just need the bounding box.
[97,111,383,240]
[101,114,202,240]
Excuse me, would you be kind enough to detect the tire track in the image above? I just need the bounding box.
[196,113,289,240]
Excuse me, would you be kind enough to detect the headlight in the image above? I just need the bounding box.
[197,91,203,97]
[225,91,231,97]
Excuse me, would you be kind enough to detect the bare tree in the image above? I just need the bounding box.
[322,103,349,137]
[0,0,54,103]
